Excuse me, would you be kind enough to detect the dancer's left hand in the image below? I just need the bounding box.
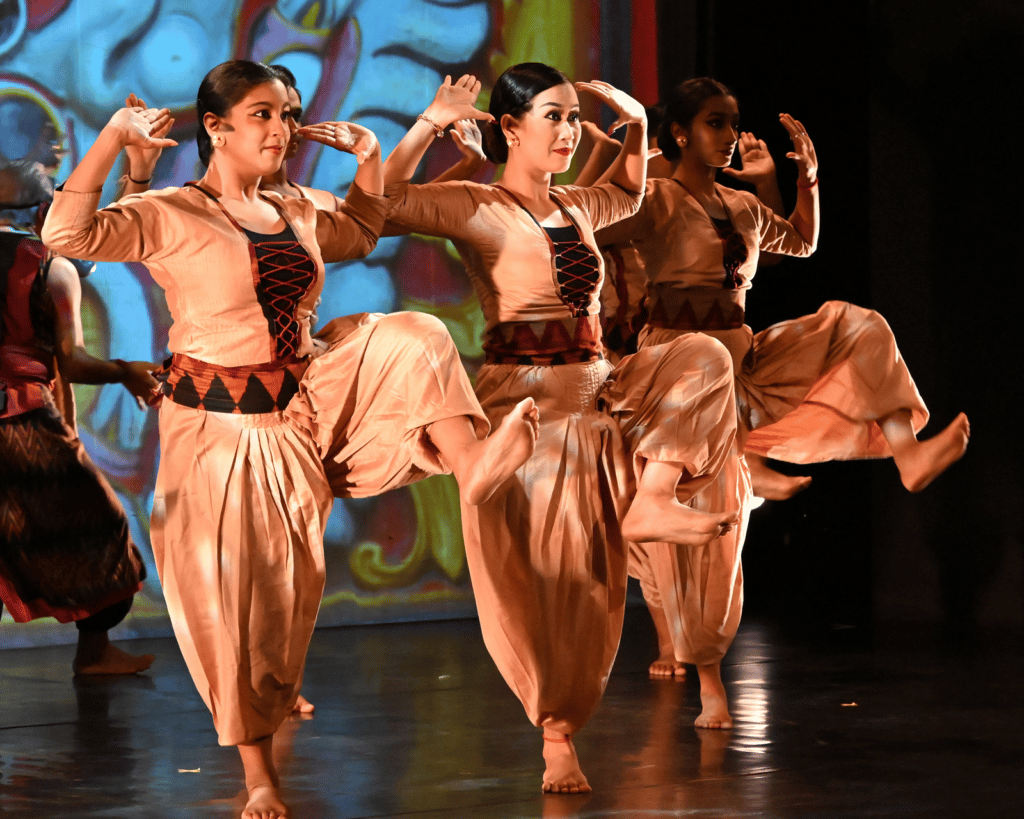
[451,120,487,163]
[722,131,776,186]
[575,81,646,134]
[780,113,817,185]
[298,121,380,164]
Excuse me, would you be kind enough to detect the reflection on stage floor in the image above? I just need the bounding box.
[1,607,1021,818]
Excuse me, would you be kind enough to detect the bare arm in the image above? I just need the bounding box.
[383,74,493,186]
[778,113,819,251]
[573,121,623,187]
[574,81,647,195]
[46,256,159,407]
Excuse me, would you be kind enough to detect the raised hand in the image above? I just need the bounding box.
[107,105,178,151]
[123,94,174,180]
[451,119,487,163]
[721,131,776,186]
[780,113,818,185]
[298,121,380,164]
[581,120,621,151]
[575,80,645,134]
[423,74,494,131]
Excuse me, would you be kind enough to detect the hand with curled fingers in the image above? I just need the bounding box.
[450,119,488,163]
[780,113,818,185]
[298,121,380,164]
[118,360,162,409]
[722,131,777,186]
[422,74,494,133]
[575,80,646,134]
[107,103,178,152]
[123,94,174,179]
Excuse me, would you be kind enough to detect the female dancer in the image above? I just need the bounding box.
[43,60,538,819]
[1,160,156,675]
[596,78,970,728]
[382,65,740,793]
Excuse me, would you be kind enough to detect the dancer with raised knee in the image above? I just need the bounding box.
[596,78,969,729]
[43,60,538,819]
[382,65,739,793]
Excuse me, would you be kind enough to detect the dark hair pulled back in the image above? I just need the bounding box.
[196,60,281,166]
[482,62,572,164]
[658,78,734,162]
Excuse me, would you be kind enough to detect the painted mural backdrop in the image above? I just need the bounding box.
[0,0,596,646]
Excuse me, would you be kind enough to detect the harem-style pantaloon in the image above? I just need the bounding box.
[630,301,929,666]
[151,312,487,746]
[460,333,736,734]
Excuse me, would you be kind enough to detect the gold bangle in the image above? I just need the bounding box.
[416,114,444,139]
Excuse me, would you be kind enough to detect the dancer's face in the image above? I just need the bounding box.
[283,86,303,161]
[677,95,740,169]
[505,82,582,175]
[205,80,291,178]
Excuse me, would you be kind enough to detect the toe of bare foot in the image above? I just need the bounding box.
[292,694,315,714]
[649,658,686,677]
[695,714,733,730]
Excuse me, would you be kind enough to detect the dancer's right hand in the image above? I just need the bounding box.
[422,74,494,131]
[122,94,175,181]
[106,104,178,151]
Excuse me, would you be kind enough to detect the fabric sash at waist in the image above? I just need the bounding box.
[159,353,309,414]
[645,286,746,332]
[484,314,604,366]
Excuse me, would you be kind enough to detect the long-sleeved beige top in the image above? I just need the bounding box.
[384,180,642,330]
[42,184,385,367]
[595,178,814,298]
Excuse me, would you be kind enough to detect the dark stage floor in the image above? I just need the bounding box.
[1,608,1021,819]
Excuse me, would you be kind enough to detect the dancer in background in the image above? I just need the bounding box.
[43,60,538,819]
[596,78,969,728]
[0,160,156,675]
[383,65,739,793]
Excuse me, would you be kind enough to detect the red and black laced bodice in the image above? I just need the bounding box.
[543,223,601,316]
[242,224,317,359]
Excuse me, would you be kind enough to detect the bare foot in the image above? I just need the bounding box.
[242,784,288,819]
[73,643,155,675]
[746,454,812,501]
[461,398,539,504]
[541,733,592,794]
[649,654,687,677]
[895,413,970,492]
[292,694,314,714]
[623,493,738,546]
[695,662,733,730]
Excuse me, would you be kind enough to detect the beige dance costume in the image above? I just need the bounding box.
[597,177,929,666]
[43,183,487,746]
[385,179,738,734]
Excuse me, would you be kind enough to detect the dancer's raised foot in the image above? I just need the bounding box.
[458,398,539,504]
[746,454,812,501]
[292,694,314,714]
[541,732,592,794]
[649,654,687,677]
[623,493,738,546]
[242,784,289,819]
[73,639,155,675]
[694,662,733,730]
[894,412,970,492]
